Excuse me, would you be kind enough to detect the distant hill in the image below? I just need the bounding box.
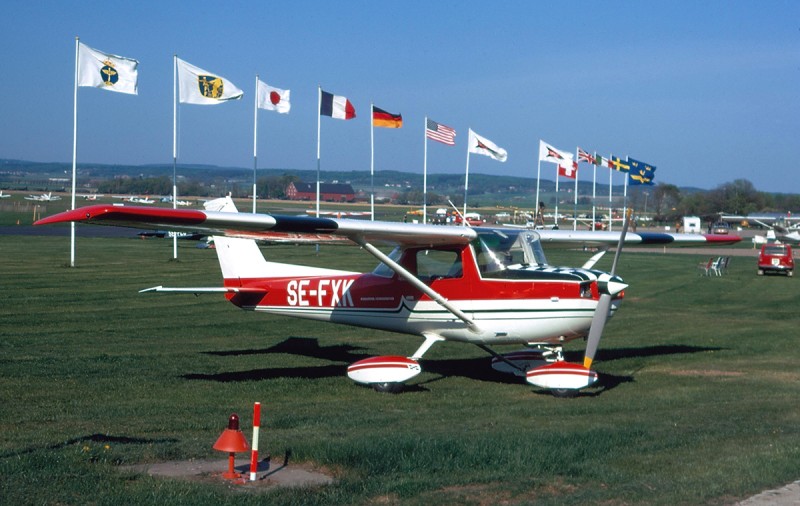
[0,158,680,196]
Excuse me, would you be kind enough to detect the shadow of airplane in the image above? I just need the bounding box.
[0,433,178,459]
[202,336,370,363]
[185,338,722,395]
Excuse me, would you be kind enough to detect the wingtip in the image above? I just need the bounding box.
[34,210,81,226]
[34,205,111,226]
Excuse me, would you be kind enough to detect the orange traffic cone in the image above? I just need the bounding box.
[213,413,250,480]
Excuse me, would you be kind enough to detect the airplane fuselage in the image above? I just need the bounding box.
[223,237,616,346]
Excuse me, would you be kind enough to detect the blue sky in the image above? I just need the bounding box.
[1,1,798,193]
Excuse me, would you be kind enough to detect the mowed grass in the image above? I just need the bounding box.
[1,233,798,505]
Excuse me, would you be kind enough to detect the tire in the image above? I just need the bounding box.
[371,382,404,394]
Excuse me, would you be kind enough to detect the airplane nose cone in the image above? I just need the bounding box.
[597,273,627,296]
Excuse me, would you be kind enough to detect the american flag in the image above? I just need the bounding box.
[426,118,456,145]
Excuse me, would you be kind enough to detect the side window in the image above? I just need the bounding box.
[416,249,462,280]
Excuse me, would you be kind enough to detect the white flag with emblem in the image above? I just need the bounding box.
[176,57,243,105]
[468,129,507,162]
[77,42,138,95]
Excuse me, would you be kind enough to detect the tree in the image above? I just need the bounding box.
[651,183,681,219]
[257,174,300,199]
[705,179,763,216]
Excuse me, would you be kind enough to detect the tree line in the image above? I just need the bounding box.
[98,173,799,223]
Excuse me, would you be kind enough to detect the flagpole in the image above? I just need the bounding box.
[554,164,559,229]
[423,117,428,224]
[172,55,178,259]
[252,75,258,214]
[316,86,321,218]
[535,145,541,227]
[370,103,374,221]
[592,153,597,230]
[608,154,613,231]
[623,162,629,220]
[70,36,79,268]
[463,131,470,220]
[573,148,579,231]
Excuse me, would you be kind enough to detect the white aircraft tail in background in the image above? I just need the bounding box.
[24,192,61,202]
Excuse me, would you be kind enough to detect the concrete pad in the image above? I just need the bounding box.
[121,455,334,490]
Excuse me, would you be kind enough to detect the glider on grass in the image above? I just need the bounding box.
[37,197,739,396]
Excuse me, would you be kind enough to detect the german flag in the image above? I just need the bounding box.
[372,106,403,128]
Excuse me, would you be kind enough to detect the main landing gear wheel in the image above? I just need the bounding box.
[371,382,404,394]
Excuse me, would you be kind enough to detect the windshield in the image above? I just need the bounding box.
[472,229,548,276]
[764,245,788,255]
[372,247,403,277]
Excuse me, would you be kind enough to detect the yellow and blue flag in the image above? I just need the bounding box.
[628,157,656,185]
[610,156,630,172]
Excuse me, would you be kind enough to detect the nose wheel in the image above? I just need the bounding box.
[371,382,404,394]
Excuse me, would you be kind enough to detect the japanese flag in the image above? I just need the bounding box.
[257,80,290,114]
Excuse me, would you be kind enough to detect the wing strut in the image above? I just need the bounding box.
[356,239,483,334]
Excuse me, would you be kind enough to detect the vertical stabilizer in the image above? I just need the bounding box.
[205,196,357,281]
[206,197,271,280]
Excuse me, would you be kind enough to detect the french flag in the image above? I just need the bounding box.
[320,89,356,120]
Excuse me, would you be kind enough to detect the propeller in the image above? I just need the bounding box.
[583,209,632,370]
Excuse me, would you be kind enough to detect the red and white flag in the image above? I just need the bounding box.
[558,161,578,179]
[257,80,290,114]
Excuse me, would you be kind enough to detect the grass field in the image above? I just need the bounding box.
[1,232,798,505]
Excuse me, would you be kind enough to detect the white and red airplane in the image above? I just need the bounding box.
[36,197,739,396]
[24,192,61,202]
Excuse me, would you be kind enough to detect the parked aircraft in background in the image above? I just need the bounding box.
[718,212,800,228]
[78,194,105,201]
[306,210,372,218]
[127,196,155,204]
[0,191,10,198]
[24,192,61,202]
[36,197,739,397]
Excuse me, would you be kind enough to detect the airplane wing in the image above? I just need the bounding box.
[35,202,741,248]
[536,229,740,248]
[34,202,478,247]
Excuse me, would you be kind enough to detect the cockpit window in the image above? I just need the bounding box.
[472,229,548,277]
[416,248,462,280]
[372,246,463,281]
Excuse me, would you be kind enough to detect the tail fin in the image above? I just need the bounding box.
[204,197,356,282]
[205,197,272,280]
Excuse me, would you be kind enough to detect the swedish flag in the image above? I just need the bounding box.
[610,156,630,172]
[628,157,656,185]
